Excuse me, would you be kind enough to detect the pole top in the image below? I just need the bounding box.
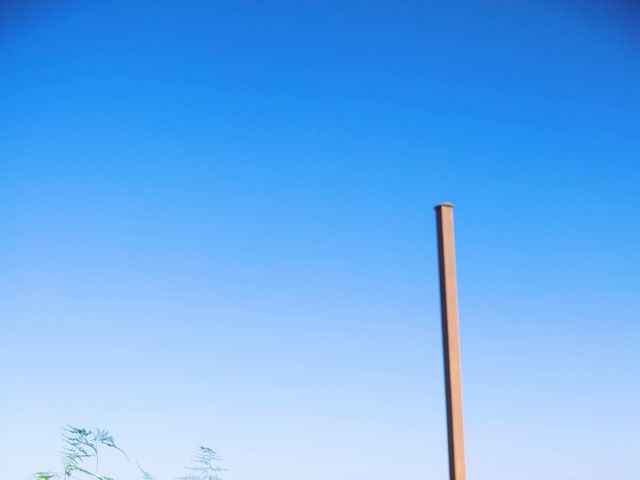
[435,202,454,210]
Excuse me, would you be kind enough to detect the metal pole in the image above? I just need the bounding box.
[435,203,467,480]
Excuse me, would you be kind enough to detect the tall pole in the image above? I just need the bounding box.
[435,203,467,480]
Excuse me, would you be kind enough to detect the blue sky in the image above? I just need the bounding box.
[1,1,639,479]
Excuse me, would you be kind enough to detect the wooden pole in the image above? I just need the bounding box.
[435,203,467,480]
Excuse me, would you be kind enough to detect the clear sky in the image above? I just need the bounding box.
[1,1,639,479]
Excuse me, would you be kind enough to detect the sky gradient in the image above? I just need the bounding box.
[1,2,639,479]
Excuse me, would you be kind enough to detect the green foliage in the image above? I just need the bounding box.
[34,473,59,480]
[34,426,223,480]
[137,465,155,480]
[178,446,225,480]
[60,426,127,479]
